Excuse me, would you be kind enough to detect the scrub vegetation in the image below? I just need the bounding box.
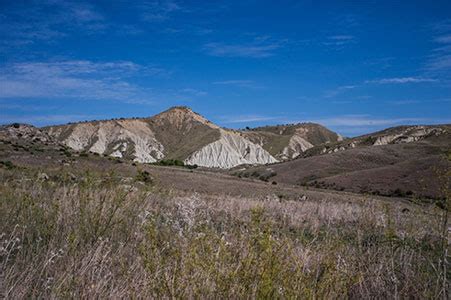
[1,166,449,298]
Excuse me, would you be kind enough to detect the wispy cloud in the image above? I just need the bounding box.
[180,88,207,96]
[0,114,98,126]
[0,1,106,43]
[427,55,451,71]
[426,50,451,72]
[323,85,357,98]
[323,35,356,46]
[429,19,451,33]
[434,34,451,44]
[311,115,428,127]
[67,2,104,23]
[204,37,282,58]
[333,13,360,28]
[388,100,421,105]
[324,76,439,100]
[388,98,451,105]
[0,60,165,102]
[220,115,280,124]
[425,20,451,72]
[204,43,280,58]
[213,80,262,89]
[0,102,58,112]
[329,35,354,40]
[366,77,438,84]
[140,0,182,22]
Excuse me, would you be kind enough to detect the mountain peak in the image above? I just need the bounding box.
[153,106,219,129]
[166,105,193,113]
[157,106,200,118]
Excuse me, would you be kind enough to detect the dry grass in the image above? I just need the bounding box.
[1,168,449,299]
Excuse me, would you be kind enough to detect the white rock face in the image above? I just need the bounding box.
[373,134,403,146]
[110,143,127,158]
[65,123,98,151]
[281,135,314,159]
[373,126,445,146]
[185,131,278,168]
[48,120,165,163]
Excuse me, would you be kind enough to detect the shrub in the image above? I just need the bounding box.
[0,160,15,169]
[152,159,197,169]
[135,170,152,183]
[392,188,406,197]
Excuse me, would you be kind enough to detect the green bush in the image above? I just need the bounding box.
[152,159,198,169]
[156,159,185,167]
[135,170,153,183]
[0,160,15,169]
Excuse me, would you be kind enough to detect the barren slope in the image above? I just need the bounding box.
[301,125,450,157]
[237,128,451,199]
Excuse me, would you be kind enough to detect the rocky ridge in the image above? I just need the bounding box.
[0,123,55,144]
[302,125,449,157]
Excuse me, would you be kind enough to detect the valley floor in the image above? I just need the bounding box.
[1,144,450,298]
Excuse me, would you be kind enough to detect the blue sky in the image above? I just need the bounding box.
[0,0,450,136]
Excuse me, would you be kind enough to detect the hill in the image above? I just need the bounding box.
[1,121,449,298]
[242,123,342,160]
[42,106,341,168]
[235,125,451,200]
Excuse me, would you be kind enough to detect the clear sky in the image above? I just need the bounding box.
[1,0,450,136]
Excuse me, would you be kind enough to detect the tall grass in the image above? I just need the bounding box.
[1,168,449,298]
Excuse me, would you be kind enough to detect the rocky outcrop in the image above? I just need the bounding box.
[279,126,328,159]
[0,123,54,143]
[46,120,165,163]
[281,135,314,159]
[185,131,278,168]
[373,126,445,146]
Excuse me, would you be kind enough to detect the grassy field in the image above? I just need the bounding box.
[1,165,449,298]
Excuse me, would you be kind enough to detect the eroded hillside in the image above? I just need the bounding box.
[43,107,341,168]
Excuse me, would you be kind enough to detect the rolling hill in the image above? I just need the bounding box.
[235,125,451,199]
